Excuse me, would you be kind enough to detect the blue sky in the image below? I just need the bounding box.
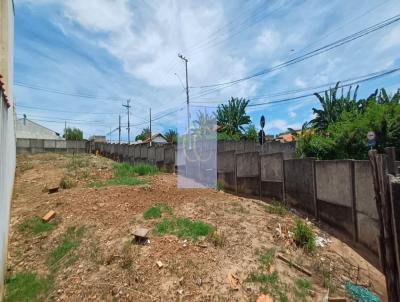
[14,0,400,141]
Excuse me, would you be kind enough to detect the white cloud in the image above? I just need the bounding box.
[256,29,280,54]
[267,119,301,132]
[294,78,307,88]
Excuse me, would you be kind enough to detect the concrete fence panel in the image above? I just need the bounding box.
[354,161,379,254]
[140,145,148,160]
[316,160,355,237]
[236,151,259,196]
[260,152,284,201]
[283,158,316,215]
[217,150,236,192]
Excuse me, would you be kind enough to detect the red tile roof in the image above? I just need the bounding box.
[0,74,10,108]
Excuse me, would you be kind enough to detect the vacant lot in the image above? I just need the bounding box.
[5,153,386,301]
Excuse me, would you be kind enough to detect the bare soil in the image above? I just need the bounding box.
[7,153,386,301]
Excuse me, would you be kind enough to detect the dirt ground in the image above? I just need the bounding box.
[6,153,387,302]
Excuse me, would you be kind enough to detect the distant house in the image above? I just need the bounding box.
[88,135,107,143]
[134,133,168,145]
[16,115,64,140]
[275,132,295,143]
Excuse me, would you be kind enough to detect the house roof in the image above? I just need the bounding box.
[142,133,167,144]
[276,133,295,142]
[0,74,10,108]
[17,117,61,136]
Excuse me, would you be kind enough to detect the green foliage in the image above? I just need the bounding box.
[135,127,150,141]
[164,129,177,143]
[19,217,58,235]
[216,97,251,135]
[294,278,312,300]
[217,131,241,141]
[143,204,172,220]
[48,226,85,266]
[4,272,52,302]
[297,85,400,159]
[246,124,258,142]
[292,220,316,252]
[154,217,215,240]
[92,177,146,187]
[63,127,83,140]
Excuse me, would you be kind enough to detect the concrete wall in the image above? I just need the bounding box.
[354,161,379,254]
[260,153,284,201]
[284,158,316,215]
[217,150,236,191]
[0,1,14,298]
[236,152,259,196]
[16,138,86,154]
[316,160,355,237]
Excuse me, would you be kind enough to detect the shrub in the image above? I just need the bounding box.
[292,220,316,252]
[59,176,75,189]
[265,199,288,216]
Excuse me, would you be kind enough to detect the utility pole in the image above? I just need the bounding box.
[109,127,111,143]
[123,99,131,144]
[64,121,67,139]
[178,53,191,147]
[149,108,152,147]
[118,115,121,144]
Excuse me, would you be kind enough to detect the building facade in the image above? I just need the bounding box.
[16,116,64,140]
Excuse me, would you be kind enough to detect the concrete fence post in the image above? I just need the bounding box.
[350,160,358,242]
[312,158,318,219]
[234,153,238,195]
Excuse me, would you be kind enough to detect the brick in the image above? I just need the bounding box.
[42,210,56,222]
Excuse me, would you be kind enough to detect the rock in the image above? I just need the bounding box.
[156,261,163,268]
[256,294,273,302]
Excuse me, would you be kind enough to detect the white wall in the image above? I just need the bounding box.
[16,118,64,140]
[0,0,14,299]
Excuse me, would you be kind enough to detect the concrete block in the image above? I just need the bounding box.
[236,152,259,178]
[316,160,352,207]
[354,161,378,219]
[260,153,283,182]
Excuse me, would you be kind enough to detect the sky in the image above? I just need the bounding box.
[13,0,400,141]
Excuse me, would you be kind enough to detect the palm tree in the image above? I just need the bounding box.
[193,111,216,136]
[135,127,151,141]
[164,129,177,143]
[311,82,358,132]
[216,97,251,135]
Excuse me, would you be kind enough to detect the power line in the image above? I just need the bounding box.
[192,67,400,104]
[16,104,120,115]
[189,14,400,95]
[195,66,400,109]
[14,81,125,101]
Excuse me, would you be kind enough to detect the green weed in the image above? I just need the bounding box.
[207,230,226,247]
[4,272,52,302]
[114,162,158,177]
[257,248,275,269]
[18,217,58,235]
[294,278,312,300]
[67,156,89,171]
[154,217,215,240]
[265,199,288,216]
[292,220,316,252]
[59,176,75,189]
[91,177,146,188]
[143,204,172,220]
[48,226,85,267]
[17,162,33,172]
[216,180,224,191]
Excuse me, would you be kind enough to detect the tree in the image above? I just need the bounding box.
[296,86,400,160]
[216,97,251,135]
[193,111,216,136]
[311,82,358,132]
[164,129,177,143]
[135,127,150,141]
[245,124,258,142]
[63,127,83,140]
